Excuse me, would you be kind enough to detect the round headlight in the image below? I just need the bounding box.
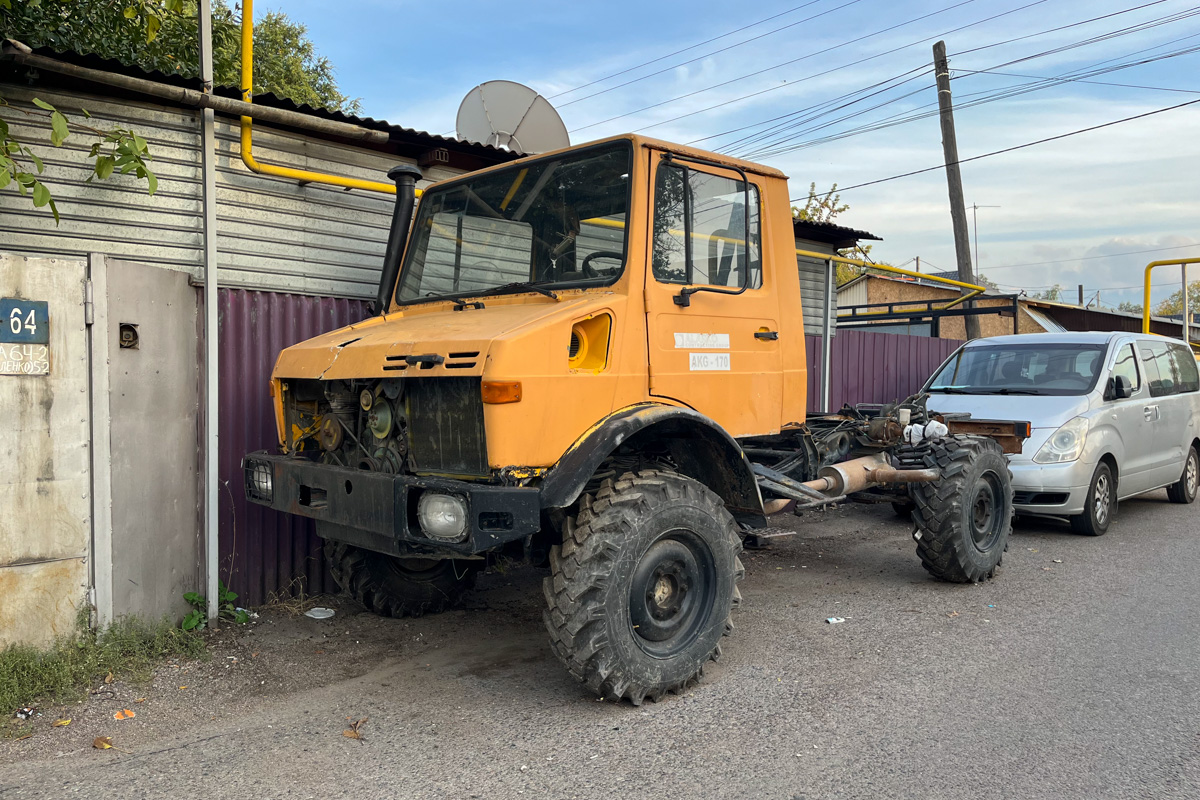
[417,492,469,542]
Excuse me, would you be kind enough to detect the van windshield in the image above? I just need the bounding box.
[395,142,632,304]
[927,343,1107,396]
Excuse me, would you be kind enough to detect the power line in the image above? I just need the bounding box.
[799,97,1200,196]
[953,66,1200,94]
[724,5,1200,159]
[547,0,829,100]
[568,0,981,130]
[979,243,1200,272]
[559,0,869,110]
[949,0,1169,57]
[606,0,1056,136]
[749,37,1200,159]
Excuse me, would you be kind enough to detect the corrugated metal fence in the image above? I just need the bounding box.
[804,330,962,411]
[220,299,961,604]
[219,289,369,604]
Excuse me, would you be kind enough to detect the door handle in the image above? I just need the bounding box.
[1144,405,1157,421]
[754,330,779,340]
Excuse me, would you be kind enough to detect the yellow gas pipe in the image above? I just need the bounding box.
[238,0,415,196]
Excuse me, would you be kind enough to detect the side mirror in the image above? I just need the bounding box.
[1107,375,1133,400]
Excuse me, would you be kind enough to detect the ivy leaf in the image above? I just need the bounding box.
[123,6,137,19]
[29,152,43,173]
[31,98,56,112]
[147,15,161,42]
[94,155,114,180]
[50,111,70,146]
[0,169,10,189]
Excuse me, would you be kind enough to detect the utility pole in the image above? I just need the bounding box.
[933,40,980,340]
[1078,284,1084,306]
[915,255,920,274]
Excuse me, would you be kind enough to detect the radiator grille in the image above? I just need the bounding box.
[406,377,489,476]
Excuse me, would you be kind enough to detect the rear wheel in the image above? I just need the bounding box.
[543,469,743,705]
[325,541,479,617]
[1166,445,1199,504]
[903,436,1013,583]
[1071,462,1114,536]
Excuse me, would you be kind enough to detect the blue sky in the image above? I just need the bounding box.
[271,0,1200,309]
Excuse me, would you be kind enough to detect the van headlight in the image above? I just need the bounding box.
[417,492,469,542]
[1034,416,1089,464]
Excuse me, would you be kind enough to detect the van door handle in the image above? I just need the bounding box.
[754,330,779,340]
[1144,405,1158,421]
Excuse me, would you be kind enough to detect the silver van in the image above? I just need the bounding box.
[923,332,1199,535]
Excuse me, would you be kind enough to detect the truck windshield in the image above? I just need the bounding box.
[927,343,1107,396]
[395,142,632,304]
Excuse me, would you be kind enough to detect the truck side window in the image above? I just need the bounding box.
[1111,344,1141,393]
[1169,344,1200,393]
[1140,342,1176,397]
[652,164,761,289]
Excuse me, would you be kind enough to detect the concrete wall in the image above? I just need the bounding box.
[99,259,201,622]
[0,254,91,648]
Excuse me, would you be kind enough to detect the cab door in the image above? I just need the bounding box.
[1103,340,1155,496]
[643,151,783,438]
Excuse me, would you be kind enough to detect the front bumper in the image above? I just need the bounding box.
[1008,459,1091,517]
[242,452,540,556]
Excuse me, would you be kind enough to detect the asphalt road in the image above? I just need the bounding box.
[3,492,1198,799]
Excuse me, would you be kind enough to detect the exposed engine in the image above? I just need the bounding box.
[283,378,410,473]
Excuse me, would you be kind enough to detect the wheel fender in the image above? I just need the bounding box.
[538,403,764,517]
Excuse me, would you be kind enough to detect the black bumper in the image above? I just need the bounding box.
[242,452,540,556]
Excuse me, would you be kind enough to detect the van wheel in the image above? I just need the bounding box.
[325,541,478,617]
[905,436,1013,583]
[1071,462,1114,536]
[543,470,743,705]
[1166,445,1199,504]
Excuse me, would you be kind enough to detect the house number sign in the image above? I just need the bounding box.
[0,299,50,375]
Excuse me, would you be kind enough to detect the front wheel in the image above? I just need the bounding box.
[904,436,1013,583]
[543,470,743,705]
[1071,462,1114,536]
[1166,445,1199,504]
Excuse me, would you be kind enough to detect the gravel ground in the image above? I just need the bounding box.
[1,492,1198,799]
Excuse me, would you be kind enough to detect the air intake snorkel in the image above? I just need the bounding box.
[375,164,423,315]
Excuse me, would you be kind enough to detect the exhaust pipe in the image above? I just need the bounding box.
[375,164,424,315]
[802,454,940,496]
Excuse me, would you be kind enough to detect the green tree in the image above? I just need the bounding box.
[1031,284,1064,302]
[0,0,359,223]
[792,182,848,224]
[1118,300,1143,314]
[1152,282,1200,316]
[0,0,360,113]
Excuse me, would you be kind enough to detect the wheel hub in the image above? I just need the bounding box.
[628,533,715,657]
[969,472,1005,553]
[1095,473,1111,524]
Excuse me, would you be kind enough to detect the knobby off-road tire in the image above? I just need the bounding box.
[1166,445,1199,505]
[898,435,1013,583]
[325,541,479,617]
[543,469,744,706]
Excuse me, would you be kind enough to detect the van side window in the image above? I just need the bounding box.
[1111,344,1140,392]
[1169,344,1199,393]
[1140,342,1176,397]
[652,164,762,289]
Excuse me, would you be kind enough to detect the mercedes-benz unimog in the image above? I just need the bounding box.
[243,135,1028,704]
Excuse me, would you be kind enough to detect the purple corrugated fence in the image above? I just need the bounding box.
[218,289,369,605]
[219,292,960,604]
[804,330,962,412]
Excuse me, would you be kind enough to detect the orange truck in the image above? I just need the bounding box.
[243,134,1027,704]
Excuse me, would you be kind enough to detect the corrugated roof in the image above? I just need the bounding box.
[6,44,521,160]
[793,218,881,248]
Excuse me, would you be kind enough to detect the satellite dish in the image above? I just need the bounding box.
[455,80,569,155]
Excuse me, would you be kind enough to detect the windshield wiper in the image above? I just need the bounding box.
[930,386,1042,395]
[489,281,559,300]
[994,388,1042,395]
[930,387,970,394]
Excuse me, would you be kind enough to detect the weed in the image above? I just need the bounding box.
[262,576,322,616]
[182,581,248,630]
[0,616,205,716]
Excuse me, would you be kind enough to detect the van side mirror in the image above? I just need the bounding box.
[1106,375,1133,400]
